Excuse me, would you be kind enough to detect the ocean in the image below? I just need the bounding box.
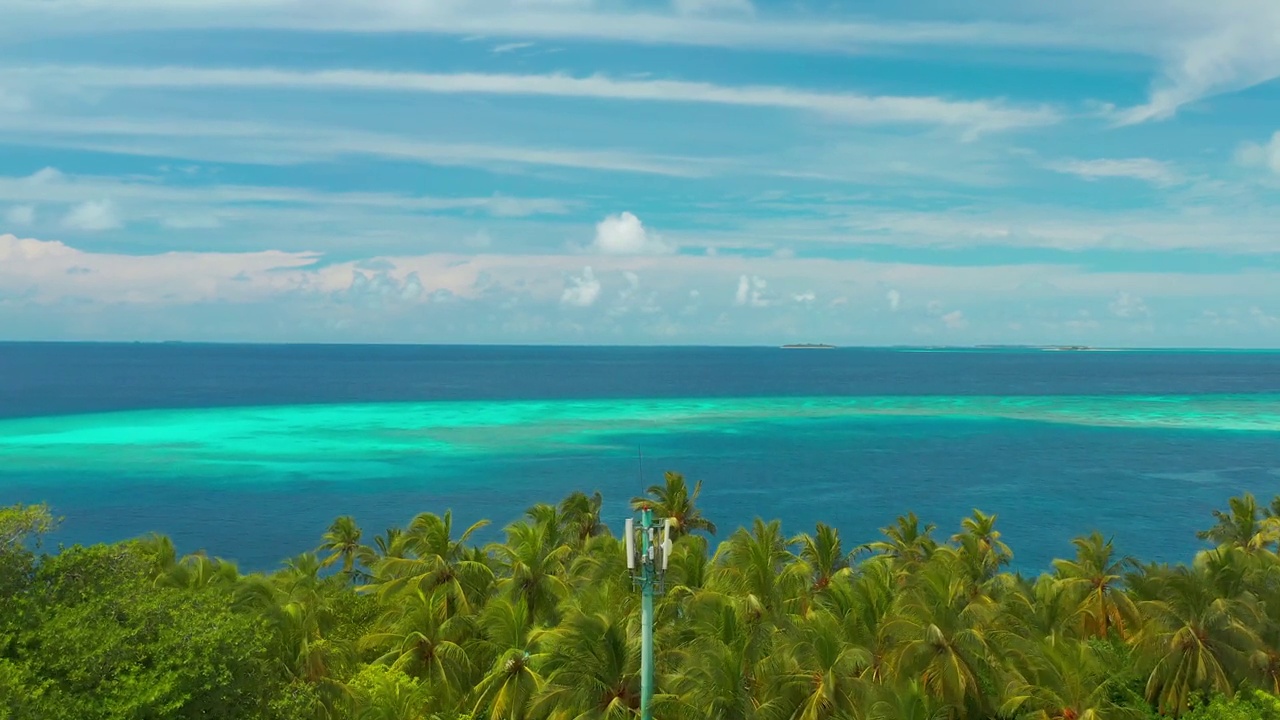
[1,343,1277,571]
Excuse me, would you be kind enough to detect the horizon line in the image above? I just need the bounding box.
[2,340,1279,352]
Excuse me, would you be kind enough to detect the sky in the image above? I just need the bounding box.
[1,0,1279,346]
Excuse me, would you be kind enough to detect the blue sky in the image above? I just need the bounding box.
[1,0,1279,346]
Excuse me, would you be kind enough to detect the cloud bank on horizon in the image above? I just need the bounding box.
[1,0,1279,346]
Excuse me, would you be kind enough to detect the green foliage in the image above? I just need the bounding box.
[1181,690,1280,720]
[0,541,302,719]
[0,502,56,552]
[6,485,1280,719]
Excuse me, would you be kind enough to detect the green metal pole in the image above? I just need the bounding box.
[640,507,655,720]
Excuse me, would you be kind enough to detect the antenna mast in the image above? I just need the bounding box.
[626,503,673,720]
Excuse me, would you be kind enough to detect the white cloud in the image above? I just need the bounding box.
[4,65,1060,134]
[61,200,121,231]
[733,274,770,307]
[941,310,967,329]
[886,289,901,311]
[0,168,572,219]
[836,207,1280,253]
[0,233,322,304]
[0,1,1104,56]
[793,290,816,305]
[1251,306,1279,328]
[1236,132,1280,174]
[590,212,674,255]
[0,114,709,178]
[28,167,63,184]
[1047,158,1179,186]
[491,42,533,53]
[1109,292,1149,319]
[4,205,35,227]
[5,233,1280,344]
[1109,2,1280,125]
[560,266,601,307]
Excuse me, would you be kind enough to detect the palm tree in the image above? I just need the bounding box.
[156,551,240,590]
[791,523,850,598]
[491,519,572,624]
[1197,493,1277,553]
[320,515,366,582]
[1053,532,1138,640]
[711,518,806,621]
[535,610,639,720]
[559,491,609,547]
[472,597,546,720]
[867,680,951,720]
[360,587,473,701]
[671,603,787,720]
[1133,558,1262,715]
[631,472,717,538]
[1000,637,1143,720]
[859,513,938,568]
[235,553,354,715]
[777,609,871,720]
[884,556,1002,715]
[369,511,493,615]
[950,509,1012,581]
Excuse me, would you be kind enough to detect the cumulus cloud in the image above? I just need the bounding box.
[886,289,901,311]
[62,200,121,231]
[1236,132,1280,174]
[5,205,35,227]
[941,310,967,329]
[561,266,601,307]
[733,274,771,308]
[590,212,673,255]
[341,270,425,307]
[793,290,816,305]
[1109,292,1149,318]
[0,233,322,304]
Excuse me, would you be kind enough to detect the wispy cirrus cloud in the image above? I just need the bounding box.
[1046,158,1180,186]
[0,167,575,218]
[0,113,714,177]
[0,65,1061,134]
[5,0,1275,129]
[0,0,1109,53]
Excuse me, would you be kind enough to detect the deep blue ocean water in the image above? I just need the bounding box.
[1,342,1278,571]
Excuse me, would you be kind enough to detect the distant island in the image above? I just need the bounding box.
[973,344,1098,351]
[780,343,836,349]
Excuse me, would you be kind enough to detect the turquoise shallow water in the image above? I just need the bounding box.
[2,344,1278,570]
[1,394,1278,481]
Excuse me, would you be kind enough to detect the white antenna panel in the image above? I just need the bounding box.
[625,518,635,570]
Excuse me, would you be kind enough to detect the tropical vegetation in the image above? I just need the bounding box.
[5,474,1280,719]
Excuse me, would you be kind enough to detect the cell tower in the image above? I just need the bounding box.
[625,506,674,720]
